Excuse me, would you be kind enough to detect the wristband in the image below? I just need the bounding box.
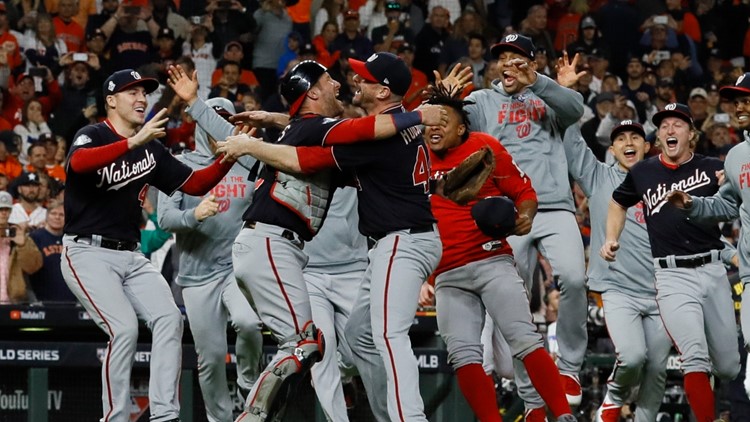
[391,111,422,132]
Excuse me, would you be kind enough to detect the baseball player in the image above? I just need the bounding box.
[564,119,672,422]
[424,87,576,422]
[667,73,750,398]
[219,53,446,422]
[156,93,264,421]
[457,34,588,408]
[601,103,740,422]
[60,69,237,422]
[183,59,444,422]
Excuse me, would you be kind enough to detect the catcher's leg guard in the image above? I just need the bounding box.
[245,322,324,421]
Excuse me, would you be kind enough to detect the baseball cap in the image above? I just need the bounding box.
[471,196,516,239]
[657,77,674,88]
[610,119,646,142]
[0,191,12,210]
[581,16,596,29]
[348,52,411,96]
[225,40,243,52]
[344,9,359,20]
[707,82,719,93]
[652,102,693,127]
[157,27,175,39]
[205,97,235,122]
[38,133,56,144]
[689,87,707,99]
[87,28,106,41]
[594,92,615,105]
[397,42,415,54]
[490,33,535,60]
[16,172,41,186]
[16,72,32,84]
[719,72,750,100]
[103,69,159,96]
[299,42,317,56]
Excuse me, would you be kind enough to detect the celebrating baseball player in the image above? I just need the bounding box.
[564,119,671,421]
[424,87,577,422]
[201,59,444,422]
[601,103,740,422]
[218,53,447,422]
[667,72,750,398]
[156,86,264,420]
[60,69,237,422]
[441,34,588,411]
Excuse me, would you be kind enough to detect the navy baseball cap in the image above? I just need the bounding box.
[471,196,516,239]
[652,103,693,127]
[157,27,175,40]
[205,97,235,122]
[103,69,159,97]
[16,172,41,186]
[490,33,535,60]
[610,119,646,142]
[719,72,750,100]
[348,52,411,96]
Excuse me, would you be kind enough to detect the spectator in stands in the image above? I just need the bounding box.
[466,33,487,88]
[4,70,61,128]
[85,28,107,67]
[286,0,312,42]
[241,90,262,112]
[151,0,191,42]
[520,5,556,63]
[28,200,71,302]
[50,53,101,143]
[207,0,255,57]
[52,0,84,52]
[34,133,64,181]
[20,13,67,75]
[312,21,341,68]
[100,4,158,72]
[688,87,711,130]
[705,82,721,114]
[276,31,303,78]
[655,77,676,110]
[253,0,292,100]
[13,1,47,33]
[155,27,180,70]
[396,0,424,34]
[213,41,259,88]
[208,61,252,111]
[581,92,614,162]
[554,0,589,53]
[666,0,701,43]
[14,98,50,164]
[622,56,656,123]
[426,0,458,26]
[360,0,387,39]
[46,0,96,30]
[0,190,41,304]
[588,48,613,94]
[372,0,414,53]
[565,15,608,59]
[331,9,374,61]
[0,133,22,181]
[314,0,345,38]
[85,0,117,36]
[702,116,733,158]
[9,171,45,228]
[596,0,640,76]
[397,42,427,110]
[414,6,450,82]
[0,2,24,72]
[0,91,13,132]
[441,10,484,77]
[182,19,216,100]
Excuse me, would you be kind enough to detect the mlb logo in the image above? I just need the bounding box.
[9,310,20,320]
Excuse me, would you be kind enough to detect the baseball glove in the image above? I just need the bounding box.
[441,147,496,205]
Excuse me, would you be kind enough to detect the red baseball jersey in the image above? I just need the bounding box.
[429,132,537,276]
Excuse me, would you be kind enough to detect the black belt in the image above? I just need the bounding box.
[656,252,717,269]
[369,225,434,242]
[243,221,300,243]
[73,235,139,252]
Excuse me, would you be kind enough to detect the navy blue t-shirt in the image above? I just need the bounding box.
[64,120,194,242]
[330,104,436,237]
[612,153,724,258]
[29,228,75,302]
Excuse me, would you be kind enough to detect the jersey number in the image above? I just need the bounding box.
[138,184,150,208]
[412,145,429,193]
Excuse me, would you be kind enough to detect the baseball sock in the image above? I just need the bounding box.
[522,348,572,417]
[684,371,715,422]
[456,363,502,422]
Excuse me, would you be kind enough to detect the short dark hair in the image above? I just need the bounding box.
[467,32,487,49]
[222,60,242,72]
[425,85,474,141]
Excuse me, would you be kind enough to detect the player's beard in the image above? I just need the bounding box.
[18,191,37,203]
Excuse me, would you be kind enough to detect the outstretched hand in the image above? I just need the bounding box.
[216,133,261,164]
[128,108,168,149]
[666,190,693,209]
[555,51,586,88]
[167,65,199,105]
[433,63,473,93]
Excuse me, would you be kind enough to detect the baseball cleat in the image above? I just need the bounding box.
[560,373,582,407]
[594,394,621,422]
[524,406,548,422]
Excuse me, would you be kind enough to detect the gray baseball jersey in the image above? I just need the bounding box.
[464,73,588,403]
[157,97,264,422]
[304,187,368,422]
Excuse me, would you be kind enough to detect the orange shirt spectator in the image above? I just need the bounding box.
[53,15,85,52]
[25,163,65,182]
[211,67,259,88]
[0,142,23,181]
[312,21,341,68]
[403,67,428,110]
[45,0,97,29]
[554,12,582,52]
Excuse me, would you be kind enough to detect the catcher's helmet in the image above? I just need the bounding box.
[282,61,327,116]
[471,196,517,239]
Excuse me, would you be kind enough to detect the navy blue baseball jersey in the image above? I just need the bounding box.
[64,121,194,242]
[243,114,344,241]
[329,104,436,237]
[612,154,724,258]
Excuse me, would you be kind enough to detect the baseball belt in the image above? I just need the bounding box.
[243,220,305,249]
[654,250,720,269]
[73,235,139,252]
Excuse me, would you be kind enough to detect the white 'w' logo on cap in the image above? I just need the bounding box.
[665,103,677,110]
[620,119,633,125]
[505,34,518,42]
[738,74,746,86]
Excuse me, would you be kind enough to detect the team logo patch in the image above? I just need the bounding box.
[665,103,677,110]
[108,81,115,92]
[738,74,746,86]
[383,77,390,84]
[73,134,92,146]
[620,119,633,125]
[367,54,377,62]
[505,34,518,42]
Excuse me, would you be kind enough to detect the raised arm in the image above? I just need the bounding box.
[667,183,741,223]
[563,113,603,196]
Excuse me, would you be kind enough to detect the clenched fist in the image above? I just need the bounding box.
[194,195,219,221]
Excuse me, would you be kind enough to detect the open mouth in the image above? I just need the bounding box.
[502,71,516,85]
[739,114,749,123]
[623,148,636,158]
[428,134,442,144]
[134,106,145,115]
[665,137,678,148]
